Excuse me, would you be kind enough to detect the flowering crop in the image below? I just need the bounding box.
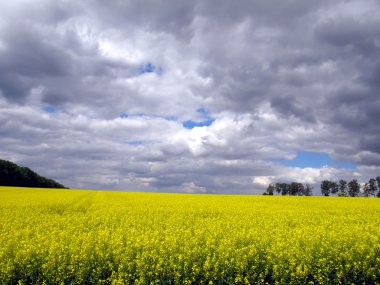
[0,187,380,284]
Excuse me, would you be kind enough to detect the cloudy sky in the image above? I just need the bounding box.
[1,0,379,194]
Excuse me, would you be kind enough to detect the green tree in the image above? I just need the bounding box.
[304,184,313,196]
[347,179,360,197]
[321,180,331,196]
[363,183,370,197]
[266,184,275,195]
[330,181,339,195]
[338,179,347,196]
[289,182,303,196]
[365,178,377,197]
[275,183,289,195]
[274,183,282,195]
[376,176,380,198]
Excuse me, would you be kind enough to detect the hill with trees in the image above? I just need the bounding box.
[0,159,67,189]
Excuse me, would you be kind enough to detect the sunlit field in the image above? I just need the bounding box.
[1,187,380,284]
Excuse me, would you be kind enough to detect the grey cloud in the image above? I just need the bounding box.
[355,152,380,167]
[0,26,72,78]
[315,16,380,56]
[196,0,327,28]
[0,74,31,102]
[86,0,196,40]
[363,62,380,90]
[360,136,380,154]
[270,96,316,123]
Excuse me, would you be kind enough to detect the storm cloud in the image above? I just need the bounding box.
[1,0,379,193]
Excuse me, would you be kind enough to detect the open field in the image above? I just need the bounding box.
[1,187,380,284]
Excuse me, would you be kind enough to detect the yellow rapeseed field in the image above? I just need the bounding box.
[0,187,379,284]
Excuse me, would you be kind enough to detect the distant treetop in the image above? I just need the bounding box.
[0,159,67,189]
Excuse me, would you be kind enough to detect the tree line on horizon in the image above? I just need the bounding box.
[320,177,380,197]
[265,176,380,197]
[264,182,313,196]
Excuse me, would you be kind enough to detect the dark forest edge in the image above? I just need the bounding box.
[264,177,380,197]
[0,159,67,189]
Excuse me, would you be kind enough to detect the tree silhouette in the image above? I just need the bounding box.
[347,179,360,197]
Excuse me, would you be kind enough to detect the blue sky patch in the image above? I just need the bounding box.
[138,62,162,75]
[42,106,57,113]
[196,108,209,115]
[119,113,128,118]
[183,108,215,129]
[280,151,356,169]
[183,118,214,129]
